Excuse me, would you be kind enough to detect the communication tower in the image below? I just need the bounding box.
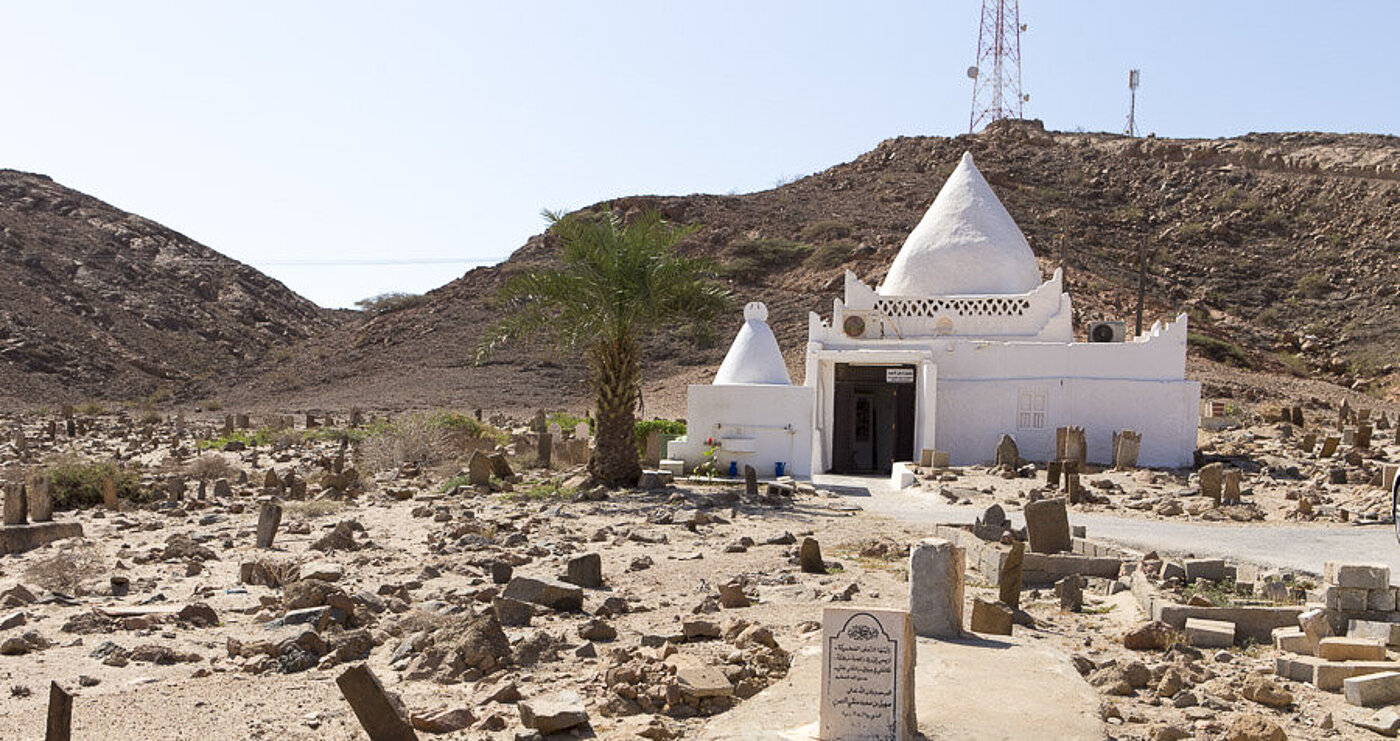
[967,0,1028,133]
[1125,69,1141,137]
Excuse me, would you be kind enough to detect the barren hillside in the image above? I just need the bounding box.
[0,170,342,408]
[224,120,1400,416]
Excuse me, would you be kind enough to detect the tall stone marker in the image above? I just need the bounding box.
[820,607,917,741]
[336,664,419,741]
[3,483,26,526]
[1024,497,1072,554]
[909,538,964,638]
[29,476,53,523]
[255,502,283,549]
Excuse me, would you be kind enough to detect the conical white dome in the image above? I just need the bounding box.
[878,151,1041,296]
[712,303,791,385]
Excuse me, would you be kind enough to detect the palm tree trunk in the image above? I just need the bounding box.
[587,334,642,487]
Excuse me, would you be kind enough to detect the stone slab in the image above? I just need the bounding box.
[1319,637,1387,661]
[1184,617,1236,648]
[1153,604,1304,644]
[0,521,84,555]
[1183,559,1227,583]
[1273,627,1315,655]
[819,607,916,741]
[1346,671,1400,707]
[1024,498,1071,554]
[1349,619,1400,648]
[336,664,418,741]
[1275,655,1324,683]
[1326,562,1391,591]
[1316,661,1400,691]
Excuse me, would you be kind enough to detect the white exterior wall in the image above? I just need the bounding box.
[934,377,1200,468]
[666,384,815,478]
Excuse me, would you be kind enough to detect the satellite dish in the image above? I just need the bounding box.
[966,66,979,80]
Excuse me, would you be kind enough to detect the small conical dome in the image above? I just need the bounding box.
[878,151,1041,296]
[712,303,791,385]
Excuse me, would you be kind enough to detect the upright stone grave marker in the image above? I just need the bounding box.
[1024,497,1071,554]
[820,607,917,741]
[909,538,964,637]
[1057,426,1087,468]
[1300,432,1317,453]
[29,476,52,522]
[1199,462,1224,503]
[102,475,118,510]
[994,434,1018,468]
[1357,423,1373,449]
[336,664,418,741]
[256,502,283,549]
[574,422,591,441]
[2,483,26,526]
[1320,436,1340,458]
[536,432,553,468]
[1112,430,1141,469]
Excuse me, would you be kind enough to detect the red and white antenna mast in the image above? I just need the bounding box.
[967,0,1028,133]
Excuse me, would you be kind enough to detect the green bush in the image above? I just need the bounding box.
[1188,333,1251,368]
[1295,272,1331,298]
[429,411,509,446]
[45,459,142,510]
[355,291,427,317]
[634,419,686,456]
[547,412,591,435]
[800,220,852,242]
[198,429,274,450]
[805,240,856,270]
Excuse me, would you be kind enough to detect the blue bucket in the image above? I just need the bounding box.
[775,461,786,477]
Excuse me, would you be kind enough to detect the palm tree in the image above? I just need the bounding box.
[477,208,730,486]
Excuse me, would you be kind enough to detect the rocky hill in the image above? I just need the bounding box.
[4,122,1397,417]
[224,120,1399,417]
[0,170,339,408]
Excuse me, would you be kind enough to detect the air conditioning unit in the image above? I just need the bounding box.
[841,311,881,339]
[1088,321,1127,343]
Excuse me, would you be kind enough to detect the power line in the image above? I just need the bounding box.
[251,257,507,267]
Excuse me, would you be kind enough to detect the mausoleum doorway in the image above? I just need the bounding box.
[831,363,916,474]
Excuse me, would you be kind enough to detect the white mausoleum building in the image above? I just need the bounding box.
[669,152,1200,478]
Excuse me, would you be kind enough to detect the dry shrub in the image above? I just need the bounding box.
[285,499,346,519]
[24,540,104,595]
[358,412,450,472]
[185,454,239,481]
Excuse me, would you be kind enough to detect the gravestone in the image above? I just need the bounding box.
[643,431,662,468]
[920,449,950,468]
[65,419,76,438]
[222,415,233,436]
[256,503,283,549]
[908,538,964,637]
[800,538,825,574]
[467,450,493,486]
[1112,430,1142,469]
[1024,497,1072,554]
[574,422,591,441]
[1222,470,1242,505]
[263,469,282,494]
[1300,432,1317,453]
[47,680,73,741]
[1357,423,1373,449]
[999,540,1026,609]
[973,503,1009,541]
[532,410,547,433]
[29,476,52,522]
[1065,471,1084,504]
[336,664,418,741]
[1359,408,1372,422]
[744,465,759,498]
[1339,400,1352,428]
[3,483,26,526]
[305,413,319,429]
[1291,405,1305,427]
[1057,426,1087,468]
[535,432,553,468]
[102,475,118,509]
[1320,436,1340,458]
[970,598,1013,635]
[349,410,364,428]
[548,422,562,444]
[1199,462,1224,503]
[1056,574,1084,612]
[236,413,250,430]
[1046,459,1063,488]
[46,420,56,439]
[994,434,1018,468]
[819,607,917,741]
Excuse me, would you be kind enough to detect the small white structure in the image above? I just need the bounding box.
[666,302,814,478]
[669,152,1200,478]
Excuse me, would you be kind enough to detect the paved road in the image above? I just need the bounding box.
[814,474,1400,576]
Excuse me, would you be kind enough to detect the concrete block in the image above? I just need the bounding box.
[1370,589,1397,613]
[0,521,85,555]
[1319,637,1388,661]
[1326,562,1391,591]
[1300,607,1336,643]
[1183,559,1227,583]
[969,598,1012,636]
[909,538,964,638]
[1154,604,1304,644]
[1350,619,1400,647]
[1273,627,1315,655]
[1345,671,1400,707]
[1317,661,1400,691]
[1184,617,1235,648]
[1275,655,1323,683]
[1325,586,1371,613]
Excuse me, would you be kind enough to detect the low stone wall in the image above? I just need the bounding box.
[0,521,84,555]
[1129,569,1303,644]
[930,523,1129,586]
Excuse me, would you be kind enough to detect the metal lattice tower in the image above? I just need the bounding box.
[967,0,1027,133]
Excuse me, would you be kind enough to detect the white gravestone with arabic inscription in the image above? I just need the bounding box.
[820,607,917,740]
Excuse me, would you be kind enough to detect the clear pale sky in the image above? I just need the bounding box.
[2,2,1395,308]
